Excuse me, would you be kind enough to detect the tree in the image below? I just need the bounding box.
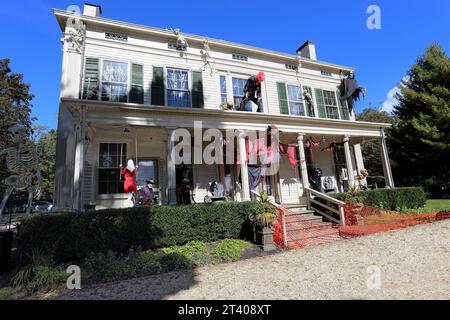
[389,44,450,197]
[34,126,57,199]
[356,108,394,178]
[0,58,35,194]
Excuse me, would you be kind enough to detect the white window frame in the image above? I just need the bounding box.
[231,74,250,108]
[321,89,340,120]
[284,83,306,116]
[99,59,131,103]
[218,73,228,105]
[165,67,192,108]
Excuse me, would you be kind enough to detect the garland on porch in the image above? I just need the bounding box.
[321,140,347,152]
[305,136,321,148]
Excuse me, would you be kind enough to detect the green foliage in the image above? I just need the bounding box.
[211,239,252,263]
[16,201,266,263]
[356,108,394,178]
[34,127,57,199]
[162,241,208,265]
[332,187,427,211]
[0,287,21,300]
[0,58,35,194]
[10,249,66,293]
[388,44,450,197]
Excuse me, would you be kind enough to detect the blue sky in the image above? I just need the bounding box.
[1,0,449,129]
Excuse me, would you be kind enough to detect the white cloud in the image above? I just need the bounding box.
[381,86,400,114]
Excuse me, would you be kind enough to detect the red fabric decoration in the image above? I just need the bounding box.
[305,137,321,148]
[279,143,303,172]
[120,167,138,193]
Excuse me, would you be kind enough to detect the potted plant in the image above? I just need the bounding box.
[254,192,277,252]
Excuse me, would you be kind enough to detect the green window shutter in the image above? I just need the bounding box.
[303,86,315,117]
[151,66,165,106]
[314,88,326,118]
[191,71,204,108]
[82,58,99,100]
[336,89,350,120]
[277,82,289,115]
[130,64,144,104]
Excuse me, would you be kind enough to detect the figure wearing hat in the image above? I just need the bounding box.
[240,71,266,112]
[139,178,157,205]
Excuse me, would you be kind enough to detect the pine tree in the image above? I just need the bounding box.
[388,44,450,197]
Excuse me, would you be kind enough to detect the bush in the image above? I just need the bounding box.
[16,201,267,263]
[332,187,427,211]
[162,241,208,265]
[211,239,252,262]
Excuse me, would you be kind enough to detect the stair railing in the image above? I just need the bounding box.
[250,190,287,246]
[305,187,346,225]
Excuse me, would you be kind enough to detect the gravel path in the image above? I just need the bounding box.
[59,220,450,300]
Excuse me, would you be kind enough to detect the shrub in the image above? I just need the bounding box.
[162,241,208,265]
[211,239,252,263]
[16,202,267,263]
[332,187,427,211]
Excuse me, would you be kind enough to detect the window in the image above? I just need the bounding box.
[136,159,158,188]
[101,60,128,102]
[167,68,190,107]
[98,143,127,194]
[232,53,248,61]
[232,77,247,107]
[219,75,227,104]
[285,64,298,71]
[322,90,339,119]
[105,32,128,42]
[286,85,305,116]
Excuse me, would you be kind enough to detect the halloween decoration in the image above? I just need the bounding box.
[321,140,347,152]
[138,178,157,205]
[120,159,138,194]
[239,72,265,112]
[339,72,366,112]
[173,28,188,52]
[0,124,42,217]
[200,38,215,76]
[305,136,321,148]
[309,167,323,192]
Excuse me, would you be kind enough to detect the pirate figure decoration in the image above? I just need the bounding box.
[339,71,366,112]
[0,124,42,217]
[240,71,266,112]
[120,160,138,201]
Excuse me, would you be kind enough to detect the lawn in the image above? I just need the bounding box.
[408,199,450,213]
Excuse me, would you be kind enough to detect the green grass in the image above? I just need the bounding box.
[403,199,450,213]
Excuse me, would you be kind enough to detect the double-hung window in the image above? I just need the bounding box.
[286,85,305,116]
[167,68,190,107]
[232,77,247,107]
[98,143,127,194]
[219,75,227,104]
[101,60,129,102]
[323,90,339,119]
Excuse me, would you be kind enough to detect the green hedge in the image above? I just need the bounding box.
[332,187,427,211]
[16,201,274,264]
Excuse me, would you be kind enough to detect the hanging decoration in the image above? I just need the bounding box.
[120,159,138,194]
[200,38,215,76]
[172,28,188,59]
[321,140,348,152]
[305,136,321,148]
[339,71,366,112]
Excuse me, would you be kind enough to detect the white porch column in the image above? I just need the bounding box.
[380,128,395,188]
[73,105,86,212]
[343,135,355,186]
[238,130,251,201]
[297,133,310,191]
[167,128,177,204]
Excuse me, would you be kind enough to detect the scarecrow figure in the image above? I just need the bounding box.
[0,124,42,217]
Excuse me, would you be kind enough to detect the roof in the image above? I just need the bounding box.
[53,8,354,72]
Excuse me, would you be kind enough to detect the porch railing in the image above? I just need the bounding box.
[250,190,288,247]
[304,187,346,225]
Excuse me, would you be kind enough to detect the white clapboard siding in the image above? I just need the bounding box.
[278,156,302,204]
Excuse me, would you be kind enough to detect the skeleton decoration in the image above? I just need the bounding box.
[173,28,188,58]
[0,124,42,217]
[60,14,86,54]
[200,38,215,76]
[303,87,312,105]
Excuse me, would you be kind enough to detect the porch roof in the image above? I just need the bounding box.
[62,98,390,138]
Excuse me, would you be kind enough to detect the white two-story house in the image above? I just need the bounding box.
[53,4,394,212]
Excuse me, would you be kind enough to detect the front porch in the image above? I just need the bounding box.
[54,99,393,212]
